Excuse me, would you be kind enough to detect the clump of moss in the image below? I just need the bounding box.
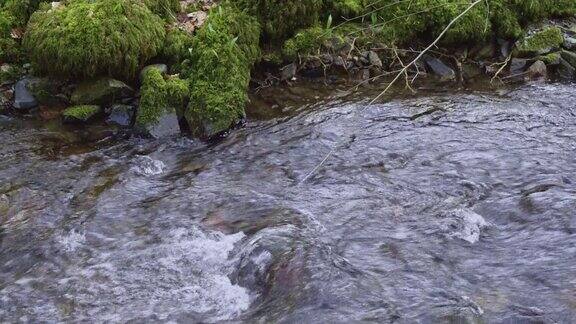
[24,0,166,80]
[182,4,260,137]
[136,68,189,127]
[515,27,563,57]
[2,0,49,26]
[62,105,101,122]
[330,0,363,17]
[282,26,333,60]
[233,0,322,42]
[0,10,20,62]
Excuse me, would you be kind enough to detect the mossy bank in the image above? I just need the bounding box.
[2,0,576,139]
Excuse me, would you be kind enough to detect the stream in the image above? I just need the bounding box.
[0,81,575,323]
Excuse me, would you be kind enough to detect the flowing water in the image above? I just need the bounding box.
[0,81,575,323]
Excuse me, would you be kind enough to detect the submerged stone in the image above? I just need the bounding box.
[71,78,134,105]
[62,105,101,123]
[13,78,38,111]
[138,112,180,139]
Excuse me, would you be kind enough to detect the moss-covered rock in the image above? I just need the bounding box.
[183,4,260,137]
[282,26,332,60]
[161,27,195,72]
[233,0,322,42]
[24,0,166,80]
[71,78,134,105]
[136,68,189,128]
[515,27,564,57]
[62,105,101,123]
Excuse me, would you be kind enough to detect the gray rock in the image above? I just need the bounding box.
[139,64,168,82]
[563,36,576,50]
[138,112,180,139]
[71,78,134,105]
[27,77,68,106]
[498,39,511,58]
[525,60,547,80]
[509,58,528,75]
[106,104,135,127]
[558,58,575,80]
[423,56,455,82]
[13,78,38,111]
[280,63,297,81]
[560,50,576,68]
[367,51,383,68]
[461,63,482,81]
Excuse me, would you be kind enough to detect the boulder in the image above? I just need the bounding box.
[13,78,38,111]
[106,104,135,127]
[62,105,102,123]
[71,78,134,105]
[563,36,576,50]
[423,56,455,82]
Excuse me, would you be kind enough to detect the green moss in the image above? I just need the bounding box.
[162,27,195,72]
[62,105,101,122]
[2,0,49,26]
[0,10,20,62]
[515,27,563,57]
[24,0,165,80]
[331,0,363,17]
[282,26,332,60]
[136,68,189,127]
[182,3,261,137]
[538,52,560,65]
[233,0,322,42]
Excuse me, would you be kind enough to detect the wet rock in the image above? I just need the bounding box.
[27,78,68,106]
[139,64,168,82]
[560,50,576,68]
[461,63,482,81]
[106,104,135,127]
[280,63,297,81]
[138,112,180,139]
[13,78,38,111]
[563,36,576,50]
[525,60,547,80]
[62,105,102,123]
[498,39,511,58]
[71,78,134,105]
[557,58,575,80]
[423,56,455,82]
[509,58,527,75]
[367,51,383,68]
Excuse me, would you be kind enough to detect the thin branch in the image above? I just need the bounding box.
[299,0,485,184]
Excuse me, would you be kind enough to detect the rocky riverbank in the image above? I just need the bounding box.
[1,0,576,141]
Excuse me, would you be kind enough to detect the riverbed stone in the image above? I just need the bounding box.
[13,78,38,111]
[280,63,297,81]
[71,78,134,105]
[563,36,576,50]
[367,51,383,68]
[138,112,181,138]
[106,104,135,127]
[423,56,455,82]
